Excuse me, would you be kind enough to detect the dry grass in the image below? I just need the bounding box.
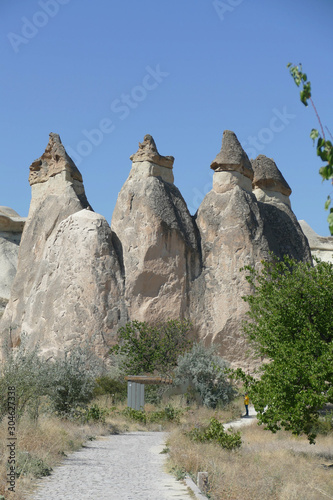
[0,412,117,500]
[167,421,333,500]
[2,396,331,500]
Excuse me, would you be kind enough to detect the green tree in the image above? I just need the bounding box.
[237,255,333,443]
[287,63,333,234]
[110,319,193,376]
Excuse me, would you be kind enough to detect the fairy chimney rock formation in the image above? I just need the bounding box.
[210,130,253,193]
[0,133,124,358]
[190,130,311,368]
[28,133,91,212]
[129,134,175,183]
[1,130,313,370]
[112,134,200,323]
[299,220,333,263]
[251,155,292,207]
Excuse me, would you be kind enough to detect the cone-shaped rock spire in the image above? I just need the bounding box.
[130,134,174,169]
[210,130,253,180]
[29,133,83,185]
[251,155,291,196]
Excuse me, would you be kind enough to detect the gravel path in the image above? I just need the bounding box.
[28,408,257,500]
[29,432,193,500]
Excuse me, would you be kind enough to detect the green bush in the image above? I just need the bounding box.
[15,451,52,478]
[110,319,193,375]
[122,404,182,424]
[93,376,127,401]
[174,343,236,409]
[68,403,109,423]
[122,407,147,423]
[187,417,242,450]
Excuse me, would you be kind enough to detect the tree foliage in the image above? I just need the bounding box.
[287,63,333,234]
[238,255,333,443]
[174,343,236,408]
[110,319,193,376]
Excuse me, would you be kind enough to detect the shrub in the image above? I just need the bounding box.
[187,417,242,450]
[122,404,182,424]
[0,340,51,420]
[47,345,102,415]
[174,343,236,409]
[93,376,127,401]
[68,403,109,423]
[15,451,52,478]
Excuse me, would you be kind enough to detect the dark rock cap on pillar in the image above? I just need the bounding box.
[210,130,254,181]
[251,155,291,196]
[29,132,83,186]
[130,134,175,169]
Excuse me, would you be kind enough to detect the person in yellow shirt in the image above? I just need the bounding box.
[244,392,249,417]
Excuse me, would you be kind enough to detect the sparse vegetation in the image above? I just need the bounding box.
[0,324,331,499]
[167,417,333,499]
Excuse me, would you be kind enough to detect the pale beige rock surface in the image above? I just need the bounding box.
[18,209,125,359]
[0,134,124,356]
[191,133,311,369]
[0,207,26,318]
[299,220,333,263]
[1,130,313,370]
[112,135,200,324]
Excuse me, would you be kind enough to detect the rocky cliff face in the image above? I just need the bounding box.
[0,207,26,317]
[298,220,333,263]
[111,135,201,323]
[0,133,125,358]
[0,130,312,368]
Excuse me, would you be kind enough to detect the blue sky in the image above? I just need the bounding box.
[1,0,333,235]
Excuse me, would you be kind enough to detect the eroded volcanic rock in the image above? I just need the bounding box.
[190,131,311,369]
[0,207,26,318]
[112,134,200,324]
[0,133,125,358]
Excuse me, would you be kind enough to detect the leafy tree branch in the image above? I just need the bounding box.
[287,63,333,234]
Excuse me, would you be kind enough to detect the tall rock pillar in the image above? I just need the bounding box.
[111,134,201,323]
[191,131,311,369]
[0,133,125,359]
